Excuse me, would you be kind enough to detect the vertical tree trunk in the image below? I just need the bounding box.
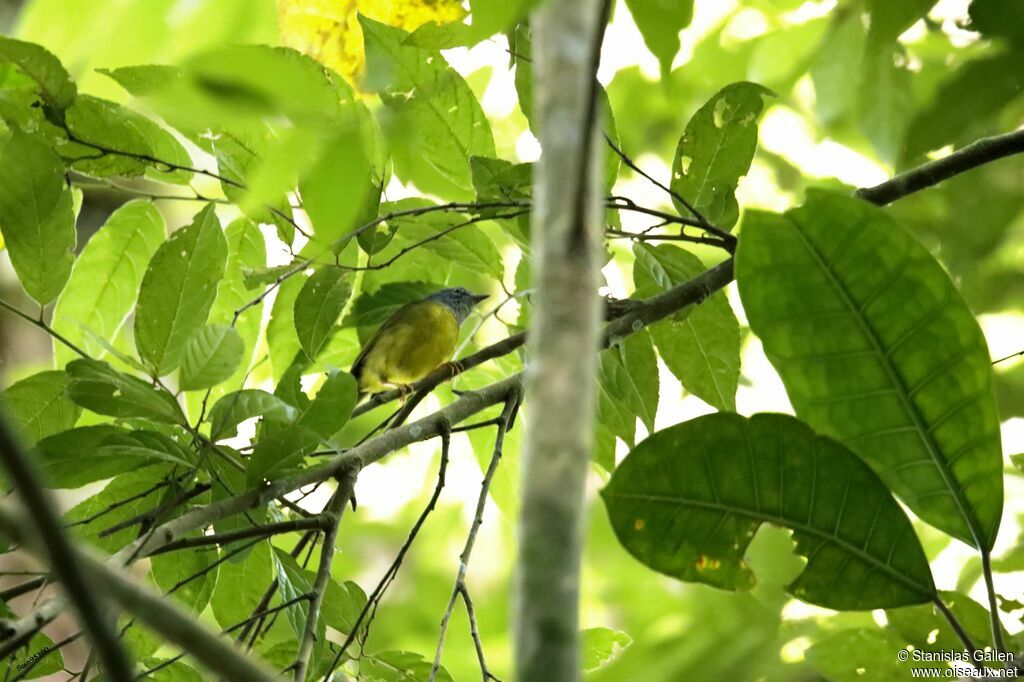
[514,0,606,679]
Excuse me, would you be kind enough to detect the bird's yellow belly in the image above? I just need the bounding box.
[358,302,459,393]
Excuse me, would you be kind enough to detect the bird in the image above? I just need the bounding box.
[351,286,488,398]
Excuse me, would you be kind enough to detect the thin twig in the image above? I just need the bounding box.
[430,394,520,681]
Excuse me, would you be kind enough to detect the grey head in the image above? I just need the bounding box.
[426,287,488,325]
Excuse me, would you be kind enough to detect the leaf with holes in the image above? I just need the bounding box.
[179,324,244,390]
[736,189,1003,549]
[601,412,936,609]
[670,82,773,231]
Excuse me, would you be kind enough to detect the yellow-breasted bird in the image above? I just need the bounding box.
[351,287,488,398]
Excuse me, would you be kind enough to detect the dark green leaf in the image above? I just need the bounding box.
[866,0,936,51]
[51,200,165,368]
[211,540,272,629]
[294,265,352,361]
[601,412,936,609]
[135,204,228,374]
[296,370,358,439]
[151,536,219,613]
[0,36,75,109]
[66,359,183,424]
[624,0,693,77]
[64,468,169,554]
[2,370,80,445]
[361,15,495,192]
[0,132,76,304]
[64,95,193,182]
[633,244,740,411]
[179,324,244,390]
[670,82,773,231]
[36,425,190,488]
[736,190,1003,549]
[968,0,1024,46]
[208,389,299,441]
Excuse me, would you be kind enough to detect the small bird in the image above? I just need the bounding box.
[351,287,488,398]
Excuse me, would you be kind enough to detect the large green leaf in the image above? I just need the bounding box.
[64,469,169,554]
[134,204,228,374]
[294,265,352,361]
[0,132,76,305]
[208,389,298,441]
[633,244,740,411]
[52,200,165,368]
[179,324,244,390]
[66,358,183,424]
[1,370,80,445]
[151,536,219,613]
[211,540,273,630]
[866,0,936,51]
[0,36,76,109]
[361,16,495,192]
[64,95,193,183]
[597,331,659,447]
[36,425,191,488]
[267,275,304,380]
[735,190,1003,549]
[601,412,936,609]
[669,82,773,231]
[624,0,693,77]
[857,45,913,167]
[295,370,358,439]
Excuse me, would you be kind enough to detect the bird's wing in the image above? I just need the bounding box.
[350,301,419,379]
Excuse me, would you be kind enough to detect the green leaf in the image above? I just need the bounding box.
[2,370,80,445]
[903,49,1024,162]
[0,132,76,304]
[299,127,374,247]
[36,425,190,488]
[633,244,740,411]
[272,548,320,641]
[810,11,865,126]
[246,423,320,485]
[601,412,936,609]
[296,370,358,439]
[66,358,183,424]
[624,0,693,77]
[859,46,913,166]
[968,0,1024,46]
[361,650,454,682]
[596,331,659,446]
[179,324,244,390]
[320,579,367,637]
[670,82,773,231]
[0,36,76,109]
[267,275,304,380]
[64,95,193,182]
[581,627,633,672]
[866,0,935,51]
[151,536,219,613]
[735,190,1003,549]
[361,15,495,192]
[805,629,911,681]
[208,389,299,441]
[51,200,165,368]
[64,469,168,554]
[382,199,505,281]
[887,590,1009,654]
[211,540,272,630]
[135,204,228,374]
[294,265,352,361]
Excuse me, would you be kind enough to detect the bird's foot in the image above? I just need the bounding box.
[439,359,466,377]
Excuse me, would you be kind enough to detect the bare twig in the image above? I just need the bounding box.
[149,516,329,555]
[293,469,358,682]
[431,394,519,681]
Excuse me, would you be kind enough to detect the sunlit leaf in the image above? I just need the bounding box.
[597,331,659,447]
[602,412,936,609]
[66,358,183,424]
[581,627,633,672]
[296,370,358,438]
[1,370,80,445]
[294,265,353,361]
[0,36,76,109]
[736,190,1003,549]
[208,389,299,441]
[670,82,773,231]
[179,324,245,390]
[624,0,693,77]
[51,200,165,368]
[0,132,76,305]
[134,204,227,375]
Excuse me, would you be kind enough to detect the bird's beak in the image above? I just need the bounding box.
[472,293,489,304]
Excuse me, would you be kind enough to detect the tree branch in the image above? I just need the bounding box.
[0,414,132,681]
[855,128,1024,205]
[292,469,358,682]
